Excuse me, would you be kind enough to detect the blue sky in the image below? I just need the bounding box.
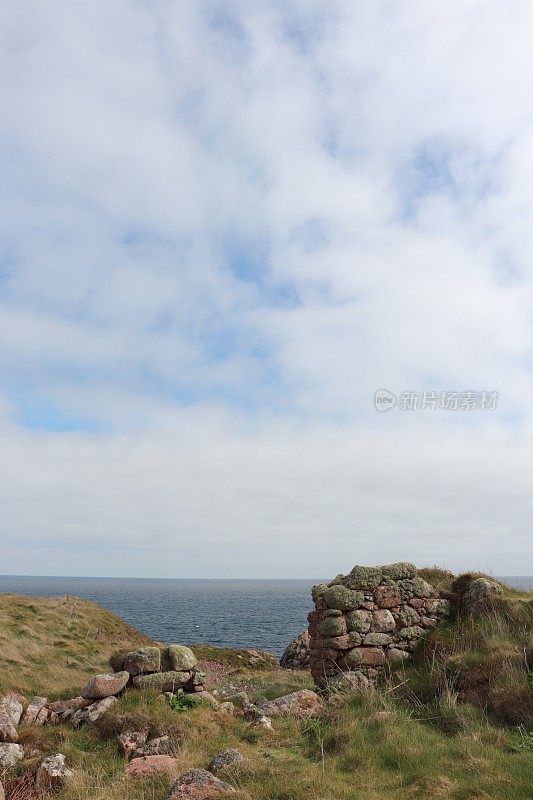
[1,0,533,576]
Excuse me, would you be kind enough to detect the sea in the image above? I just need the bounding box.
[0,575,531,658]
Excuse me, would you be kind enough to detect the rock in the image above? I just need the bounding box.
[322,585,364,611]
[165,645,197,671]
[36,754,73,793]
[255,689,325,718]
[318,616,347,638]
[323,634,352,650]
[72,696,118,727]
[81,671,129,700]
[0,743,24,768]
[193,692,220,709]
[326,672,370,695]
[399,625,424,640]
[463,578,503,612]
[22,696,47,724]
[280,631,311,670]
[135,735,172,757]
[207,748,245,774]
[381,563,417,580]
[346,565,382,590]
[118,730,148,758]
[374,585,401,608]
[167,768,236,800]
[0,698,23,743]
[133,671,191,692]
[126,755,176,776]
[371,609,395,632]
[388,648,411,663]
[0,778,4,800]
[396,606,420,628]
[219,702,235,713]
[4,693,27,708]
[363,632,391,646]
[47,697,91,719]
[254,715,272,729]
[124,647,161,676]
[346,609,373,634]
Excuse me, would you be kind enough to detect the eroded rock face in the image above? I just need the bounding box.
[81,671,130,700]
[167,769,236,800]
[280,631,311,670]
[309,563,450,687]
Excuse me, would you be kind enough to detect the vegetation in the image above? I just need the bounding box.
[1,574,532,800]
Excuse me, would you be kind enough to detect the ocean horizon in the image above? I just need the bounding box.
[1,574,531,657]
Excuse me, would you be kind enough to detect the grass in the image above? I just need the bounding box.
[1,575,533,800]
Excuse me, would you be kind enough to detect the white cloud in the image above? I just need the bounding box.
[0,0,532,575]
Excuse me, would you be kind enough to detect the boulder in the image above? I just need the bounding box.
[126,755,176,776]
[124,647,161,676]
[118,730,148,758]
[165,645,197,671]
[363,632,391,646]
[36,754,73,793]
[280,631,311,669]
[167,769,236,800]
[0,698,23,743]
[135,735,172,757]
[255,689,325,718]
[81,671,130,700]
[207,748,245,774]
[322,585,364,611]
[22,696,47,725]
[72,696,118,727]
[133,671,191,692]
[0,743,24,768]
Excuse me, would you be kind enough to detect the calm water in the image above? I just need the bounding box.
[0,575,531,657]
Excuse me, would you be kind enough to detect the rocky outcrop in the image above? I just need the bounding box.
[309,563,450,687]
[280,631,311,670]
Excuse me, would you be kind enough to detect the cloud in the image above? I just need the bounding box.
[0,0,532,575]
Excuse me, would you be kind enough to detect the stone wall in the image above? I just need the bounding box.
[308,563,449,687]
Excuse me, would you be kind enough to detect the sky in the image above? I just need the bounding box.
[1,0,532,578]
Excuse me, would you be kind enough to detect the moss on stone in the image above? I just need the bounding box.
[318,616,347,638]
[396,606,420,628]
[322,585,364,611]
[381,562,417,580]
[346,565,382,590]
[345,610,372,634]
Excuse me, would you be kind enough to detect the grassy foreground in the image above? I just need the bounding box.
[1,575,532,800]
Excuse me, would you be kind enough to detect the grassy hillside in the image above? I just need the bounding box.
[0,594,153,696]
[1,576,532,800]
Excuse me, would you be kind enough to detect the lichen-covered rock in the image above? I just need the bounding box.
[399,625,425,640]
[374,585,401,608]
[118,730,148,758]
[318,616,347,638]
[126,755,176,775]
[208,748,245,774]
[381,562,417,580]
[124,647,161,676]
[36,754,73,793]
[396,606,420,628]
[462,578,503,612]
[133,671,191,692]
[326,671,370,695]
[255,689,325,718]
[167,768,236,800]
[388,648,411,663]
[346,609,373,633]
[363,632,391,646]
[280,630,311,669]
[21,696,47,725]
[322,585,364,611]
[81,672,129,700]
[165,645,197,672]
[0,698,23,743]
[135,735,172,757]
[346,565,382,590]
[371,609,395,632]
[0,743,24,768]
[72,696,118,727]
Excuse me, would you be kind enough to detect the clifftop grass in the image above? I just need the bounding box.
[0,593,153,696]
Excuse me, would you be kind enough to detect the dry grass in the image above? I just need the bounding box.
[0,594,153,697]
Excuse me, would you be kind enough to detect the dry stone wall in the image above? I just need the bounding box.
[308,563,449,687]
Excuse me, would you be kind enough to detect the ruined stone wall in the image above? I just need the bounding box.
[308,563,449,687]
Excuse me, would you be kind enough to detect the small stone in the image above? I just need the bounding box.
[0,743,24,768]
[124,647,161,676]
[126,755,176,775]
[388,648,411,663]
[396,606,420,628]
[419,616,437,628]
[371,609,395,632]
[167,769,236,800]
[133,671,191,692]
[118,730,148,758]
[409,598,425,608]
[193,692,220,709]
[36,753,73,793]
[255,715,272,729]
[47,697,91,716]
[81,672,129,700]
[208,748,245,774]
[22,697,48,725]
